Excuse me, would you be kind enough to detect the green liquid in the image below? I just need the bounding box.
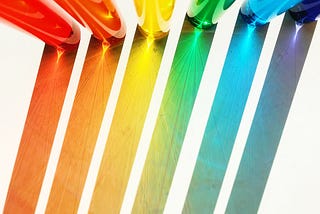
[187,0,235,29]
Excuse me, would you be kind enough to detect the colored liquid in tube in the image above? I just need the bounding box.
[240,0,303,26]
[133,0,176,39]
[187,0,236,29]
[290,0,320,24]
[0,0,80,51]
[54,0,126,44]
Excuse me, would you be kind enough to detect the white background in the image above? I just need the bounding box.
[1,0,320,213]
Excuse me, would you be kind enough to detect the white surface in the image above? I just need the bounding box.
[0,23,44,211]
[258,21,320,214]
[214,13,285,214]
[164,1,240,213]
[35,26,92,214]
[78,1,137,212]
[0,2,320,214]
[120,0,191,212]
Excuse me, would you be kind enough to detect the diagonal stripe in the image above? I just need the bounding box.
[163,1,241,213]
[214,13,284,214]
[259,21,320,214]
[88,29,168,213]
[44,35,125,213]
[132,19,216,213]
[4,44,78,213]
[120,0,189,211]
[35,27,91,214]
[78,23,136,214]
[226,13,317,214]
[120,0,189,213]
[0,23,43,212]
[182,12,269,214]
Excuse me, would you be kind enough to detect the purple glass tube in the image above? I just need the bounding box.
[290,0,320,24]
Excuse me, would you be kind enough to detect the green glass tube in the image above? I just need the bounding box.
[187,0,236,29]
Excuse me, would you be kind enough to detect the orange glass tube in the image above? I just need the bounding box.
[54,0,126,44]
[0,0,80,51]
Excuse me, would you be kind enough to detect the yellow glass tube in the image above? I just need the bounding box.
[133,0,175,39]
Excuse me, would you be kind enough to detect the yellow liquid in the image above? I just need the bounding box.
[133,0,175,38]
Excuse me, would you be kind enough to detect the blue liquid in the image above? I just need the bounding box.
[290,0,320,24]
[240,0,303,26]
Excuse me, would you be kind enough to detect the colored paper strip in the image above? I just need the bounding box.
[45,36,124,213]
[183,13,268,213]
[88,29,167,213]
[226,14,317,214]
[132,18,216,213]
[4,45,78,213]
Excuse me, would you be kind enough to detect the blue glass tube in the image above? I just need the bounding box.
[240,0,303,26]
[290,0,320,24]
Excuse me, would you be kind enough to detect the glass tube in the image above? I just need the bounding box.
[187,0,236,29]
[0,0,80,51]
[54,0,126,44]
[290,0,320,24]
[240,0,303,26]
[133,0,176,39]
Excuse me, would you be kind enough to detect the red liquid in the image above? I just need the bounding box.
[54,0,126,43]
[0,0,80,50]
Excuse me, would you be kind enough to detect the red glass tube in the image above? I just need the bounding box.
[54,0,126,44]
[0,0,80,51]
